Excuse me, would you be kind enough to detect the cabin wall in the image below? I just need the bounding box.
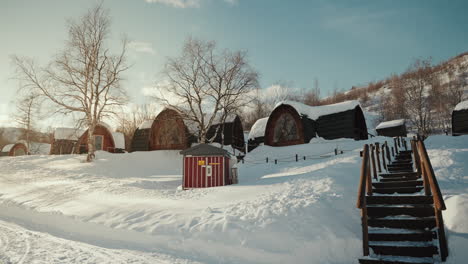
[316,107,368,140]
[50,140,77,155]
[76,126,115,153]
[452,109,468,135]
[130,128,151,152]
[151,109,192,150]
[206,117,245,152]
[265,105,306,146]
[183,155,226,188]
[376,125,407,137]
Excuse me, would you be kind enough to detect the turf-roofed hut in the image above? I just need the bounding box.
[247,117,268,152]
[264,100,368,146]
[206,114,245,153]
[375,119,407,137]
[74,123,126,154]
[452,100,468,136]
[0,142,29,157]
[50,128,85,155]
[150,108,197,150]
[130,120,154,152]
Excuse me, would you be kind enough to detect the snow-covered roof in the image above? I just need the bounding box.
[112,132,125,149]
[274,100,361,120]
[454,100,468,111]
[1,144,14,153]
[248,117,268,140]
[138,120,154,130]
[208,113,237,126]
[376,119,405,130]
[54,128,85,141]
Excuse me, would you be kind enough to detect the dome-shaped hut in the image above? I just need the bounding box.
[376,119,407,137]
[452,100,468,136]
[0,142,28,157]
[247,117,268,152]
[75,123,125,153]
[264,100,368,146]
[206,114,245,153]
[150,108,197,150]
[130,120,154,152]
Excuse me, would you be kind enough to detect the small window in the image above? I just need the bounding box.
[95,135,104,150]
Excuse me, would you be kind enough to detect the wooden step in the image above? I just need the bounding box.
[388,168,414,173]
[380,172,418,178]
[367,206,434,218]
[373,180,423,188]
[359,258,433,264]
[380,177,419,182]
[373,186,423,194]
[366,196,433,205]
[368,231,436,242]
[391,159,413,164]
[369,244,438,258]
[368,218,436,229]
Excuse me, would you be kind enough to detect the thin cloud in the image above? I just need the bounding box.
[144,0,238,8]
[145,0,200,8]
[128,41,156,55]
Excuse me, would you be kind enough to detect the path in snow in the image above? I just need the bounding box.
[0,219,200,264]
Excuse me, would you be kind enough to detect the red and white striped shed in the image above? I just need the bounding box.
[180,144,235,189]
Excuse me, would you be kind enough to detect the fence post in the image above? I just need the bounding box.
[375,142,382,173]
[371,145,378,180]
[335,148,338,155]
[303,156,306,160]
[266,157,268,163]
[296,154,298,162]
[275,159,277,164]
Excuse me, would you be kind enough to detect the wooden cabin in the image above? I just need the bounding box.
[206,115,245,153]
[50,128,85,155]
[452,100,468,135]
[180,144,237,189]
[247,117,268,152]
[130,120,154,152]
[264,100,368,146]
[376,119,407,137]
[0,142,28,157]
[75,123,125,153]
[150,108,197,150]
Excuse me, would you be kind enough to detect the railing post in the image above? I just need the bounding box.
[391,146,395,157]
[394,137,398,154]
[385,142,391,163]
[382,144,387,171]
[375,143,382,173]
[435,209,449,261]
[404,138,408,151]
[371,145,378,180]
[411,140,422,178]
[357,144,370,257]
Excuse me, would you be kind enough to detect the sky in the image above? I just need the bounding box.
[1,0,467,128]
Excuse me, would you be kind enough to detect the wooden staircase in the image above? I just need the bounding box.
[357,139,448,264]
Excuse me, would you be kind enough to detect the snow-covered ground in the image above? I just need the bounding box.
[0,135,467,263]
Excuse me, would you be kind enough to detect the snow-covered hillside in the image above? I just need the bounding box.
[0,135,467,263]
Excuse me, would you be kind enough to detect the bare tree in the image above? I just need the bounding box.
[402,58,435,137]
[14,94,40,151]
[304,78,321,106]
[116,103,159,150]
[156,37,258,144]
[13,4,129,161]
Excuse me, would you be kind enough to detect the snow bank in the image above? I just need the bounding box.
[454,100,468,111]
[375,119,405,130]
[0,134,467,263]
[248,117,268,140]
[275,100,360,120]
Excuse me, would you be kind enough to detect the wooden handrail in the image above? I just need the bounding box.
[357,144,370,209]
[417,140,446,210]
[413,139,448,261]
